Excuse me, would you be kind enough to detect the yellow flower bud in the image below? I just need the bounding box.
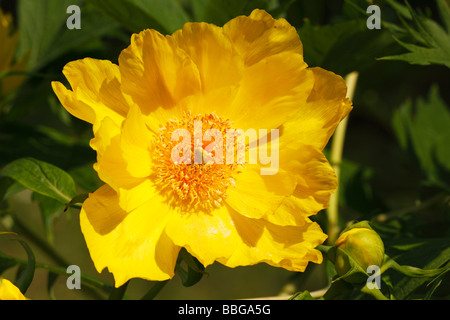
[333,222,385,283]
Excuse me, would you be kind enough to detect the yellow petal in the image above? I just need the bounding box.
[223,9,303,66]
[291,144,338,212]
[90,117,144,190]
[265,143,337,226]
[80,184,180,287]
[51,58,130,130]
[165,202,326,272]
[228,51,314,131]
[225,164,297,220]
[237,141,336,227]
[118,179,157,213]
[120,104,154,178]
[164,204,240,267]
[0,279,27,300]
[172,22,244,95]
[221,211,327,271]
[265,196,312,227]
[281,67,353,150]
[119,29,202,115]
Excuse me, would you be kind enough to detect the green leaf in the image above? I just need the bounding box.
[391,85,450,188]
[1,158,77,204]
[299,19,390,75]
[384,238,450,299]
[385,0,412,19]
[0,232,36,294]
[380,0,450,68]
[322,278,354,300]
[289,290,315,300]
[39,5,120,68]
[0,176,26,202]
[87,0,190,34]
[17,0,81,69]
[436,0,450,33]
[338,158,377,215]
[16,0,119,70]
[69,165,102,192]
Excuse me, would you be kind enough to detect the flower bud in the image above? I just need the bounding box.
[332,221,385,284]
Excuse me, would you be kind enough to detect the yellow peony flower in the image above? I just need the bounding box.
[0,278,27,300]
[52,9,352,287]
[0,9,26,107]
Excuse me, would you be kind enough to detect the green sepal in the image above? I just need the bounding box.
[289,290,315,300]
[175,248,206,287]
[327,246,370,284]
[64,193,89,212]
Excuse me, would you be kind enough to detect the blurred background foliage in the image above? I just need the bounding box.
[0,0,449,300]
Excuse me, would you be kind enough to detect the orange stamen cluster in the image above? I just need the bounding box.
[153,111,244,212]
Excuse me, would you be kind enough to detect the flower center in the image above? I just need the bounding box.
[153,111,244,212]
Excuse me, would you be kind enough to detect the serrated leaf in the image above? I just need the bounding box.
[391,85,450,188]
[385,0,412,19]
[1,157,77,204]
[437,0,450,33]
[381,0,450,68]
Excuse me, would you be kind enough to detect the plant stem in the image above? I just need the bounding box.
[8,213,113,299]
[1,252,113,298]
[326,71,359,245]
[11,212,69,267]
[108,281,129,300]
[360,285,389,300]
[141,280,169,300]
